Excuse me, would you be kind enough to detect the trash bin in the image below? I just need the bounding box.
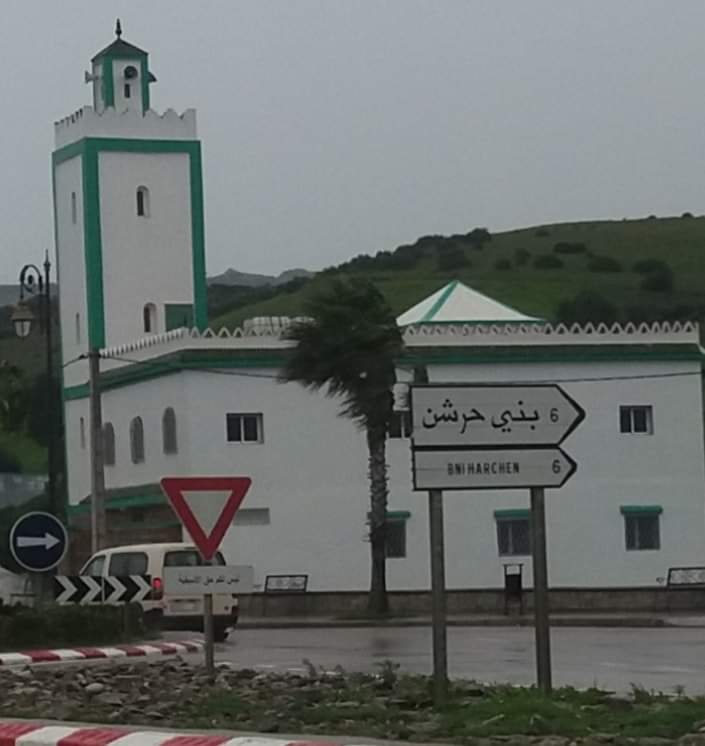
[503,563,523,615]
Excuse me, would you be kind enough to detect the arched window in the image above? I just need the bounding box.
[130,416,145,464]
[136,186,150,217]
[162,407,178,454]
[103,422,116,466]
[75,313,81,344]
[143,303,157,334]
[79,417,86,449]
[71,192,77,224]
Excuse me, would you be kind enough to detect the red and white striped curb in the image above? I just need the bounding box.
[0,723,349,746]
[0,640,203,666]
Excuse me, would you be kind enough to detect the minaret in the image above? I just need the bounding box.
[53,23,207,391]
[88,19,157,114]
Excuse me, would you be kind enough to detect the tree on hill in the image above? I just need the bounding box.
[555,291,619,326]
[280,279,404,615]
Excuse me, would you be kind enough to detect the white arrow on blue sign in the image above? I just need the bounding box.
[9,511,68,573]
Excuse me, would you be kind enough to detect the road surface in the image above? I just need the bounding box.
[199,625,705,693]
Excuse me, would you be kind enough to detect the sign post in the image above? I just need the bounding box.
[160,476,252,679]
[428,489,448,704]
[530,487,552,693]
[410,383,584,696]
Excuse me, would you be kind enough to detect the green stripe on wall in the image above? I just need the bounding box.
[494,509,530,519]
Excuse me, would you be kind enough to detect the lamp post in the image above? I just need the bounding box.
[11,252,58,518]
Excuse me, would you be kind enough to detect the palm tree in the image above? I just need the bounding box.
[281,278,404,614]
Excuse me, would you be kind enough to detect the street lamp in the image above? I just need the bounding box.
[12,253,58,518]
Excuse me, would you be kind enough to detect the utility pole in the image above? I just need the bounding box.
[89,348,106,553]
[530,486,552,693]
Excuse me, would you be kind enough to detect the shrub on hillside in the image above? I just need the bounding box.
[466,227,491,249]
[633,258,670,275]
[681,212,694,219]
[553,241,587,255]
[555,291,619,326]
[587,255,623,273]
[494,259,512,271]
[533,254,563,270]
[437,246,469,271]
[514,248,531,266]
[534,228,550,237]
[641,266,674,292]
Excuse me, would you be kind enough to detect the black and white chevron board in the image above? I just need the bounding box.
[53,575,151,605]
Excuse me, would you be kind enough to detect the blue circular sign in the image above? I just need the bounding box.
[9,511,68,573]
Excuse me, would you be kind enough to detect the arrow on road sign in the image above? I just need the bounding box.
[17,533,60,550]
[54,575,102,604]
[160,476,252,560]
[10,512,68,573]
[103,575,151,604]
[412,447,577,491]
[410,384,585,448]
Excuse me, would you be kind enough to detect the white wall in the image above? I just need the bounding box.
[98,151,194,348]
[67,357,705,591]
[54,155,89,389]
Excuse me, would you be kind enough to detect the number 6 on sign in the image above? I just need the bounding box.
[552,459,561,474]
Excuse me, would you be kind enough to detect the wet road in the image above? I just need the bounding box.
[204,625,705,694]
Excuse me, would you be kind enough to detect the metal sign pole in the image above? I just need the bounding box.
[202,556,215,681]
[530,486,552,693]
[428,488,448,705]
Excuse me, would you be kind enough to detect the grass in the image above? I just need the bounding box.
[211,216,705,329]
[177,670,705,740]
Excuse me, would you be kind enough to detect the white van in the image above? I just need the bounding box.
[80,542,238,641]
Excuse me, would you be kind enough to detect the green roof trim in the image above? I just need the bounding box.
[386,510,411,521]
[620,505,663,516]
[69,483,165,515]
[421,280,458,322]
[494,509,530,520]
[62,343,703,402]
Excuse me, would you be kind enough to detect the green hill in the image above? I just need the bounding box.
[211,216,705,329]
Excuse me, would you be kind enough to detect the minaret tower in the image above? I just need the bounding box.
[53,21,207,386]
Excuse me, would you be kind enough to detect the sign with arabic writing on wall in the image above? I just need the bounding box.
[163,565,254,596]
[410,384,585,448]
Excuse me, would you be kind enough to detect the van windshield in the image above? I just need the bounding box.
[164,550,225,567]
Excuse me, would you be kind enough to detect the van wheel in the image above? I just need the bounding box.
[213,625,229,643]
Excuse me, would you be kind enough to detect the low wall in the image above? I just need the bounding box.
[240,585,705,617]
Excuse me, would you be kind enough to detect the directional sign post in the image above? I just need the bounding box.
[160,476,252,680]
[410,383,585,695]
[10,512,68,573]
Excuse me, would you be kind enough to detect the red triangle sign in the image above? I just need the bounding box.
[160,476,252,560]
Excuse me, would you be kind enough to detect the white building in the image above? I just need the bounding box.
[55,30,705,595]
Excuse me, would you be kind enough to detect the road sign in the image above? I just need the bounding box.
[160,476,252,561]
[163,565,254,596]
[9,512,68,573]
[410,384,585,448]
[53,575,152,605]
[412,447,577,491]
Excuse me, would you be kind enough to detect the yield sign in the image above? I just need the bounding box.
[160,476,252,560]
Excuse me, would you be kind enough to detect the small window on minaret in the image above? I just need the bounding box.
[124,83,131,99]
[71,192,77,224]
[136,186,150,217]
[143,303,157,334]
[75,313,81,344]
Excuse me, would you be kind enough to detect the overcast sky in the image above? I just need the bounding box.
[1,1,704,283]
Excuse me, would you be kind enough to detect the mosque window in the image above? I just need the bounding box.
[103,423,116,467]
[71,192,77,224]
[136,186,150,217]
[124,83,131,99]
[162,407,178,454]
[143,303,157,334]
[130,417,145,464]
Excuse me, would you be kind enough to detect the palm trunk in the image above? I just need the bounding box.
[367,424,389,615]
